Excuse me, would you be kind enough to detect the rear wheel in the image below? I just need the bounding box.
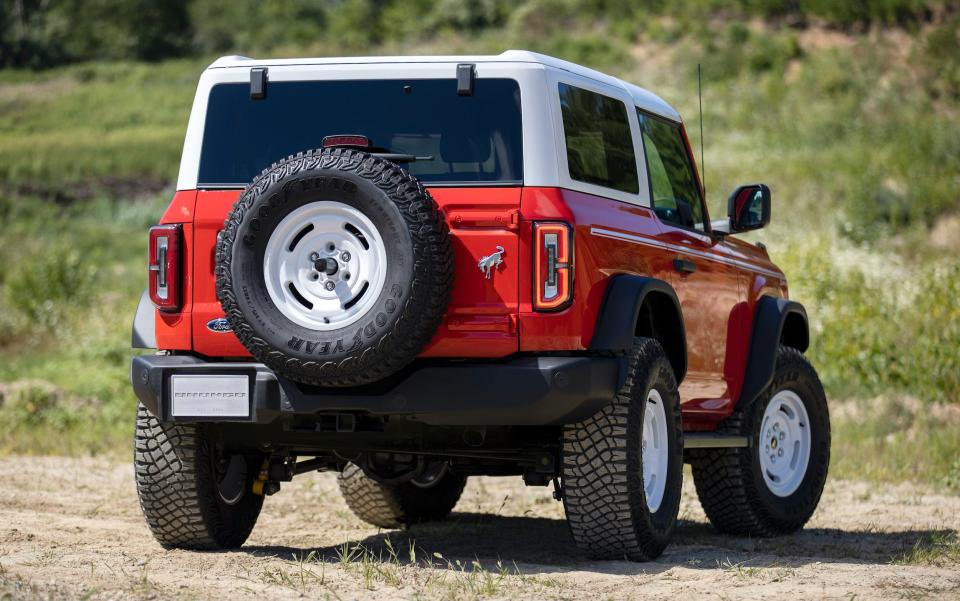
[337,462,467,528]
[134,403,264,549]
[561,337,684,561]
[689,345,830,536]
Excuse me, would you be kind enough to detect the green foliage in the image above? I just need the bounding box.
[0,193,163,454]
[0,4,957,483]
[922,15,960,100]
[801,0,934,27]
[0,1,950,69]
[778,238,960,404]
[5,249,96,329]
[189,0,327,55]
[831,398,960,490]
[0,59,198,186]
[1,0,190,67]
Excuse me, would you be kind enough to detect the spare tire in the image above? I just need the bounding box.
[216,148,453,387]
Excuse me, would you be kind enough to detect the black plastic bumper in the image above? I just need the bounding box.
[131,354,620,426]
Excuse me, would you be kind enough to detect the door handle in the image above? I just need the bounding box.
[673,258,697,274]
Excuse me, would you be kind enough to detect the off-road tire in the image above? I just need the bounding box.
[562,337,684,561]
[689,345,830,536]
[337,463,467,528]
[134,403,264,549]
[216,148,453,387]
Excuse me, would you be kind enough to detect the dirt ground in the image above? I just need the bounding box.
[0,456,958,600]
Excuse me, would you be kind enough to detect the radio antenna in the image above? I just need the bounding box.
[697,63,705,199]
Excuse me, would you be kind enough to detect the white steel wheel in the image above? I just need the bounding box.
[642,388,670,513]
[758,389,812,497]
[263,201,388,331]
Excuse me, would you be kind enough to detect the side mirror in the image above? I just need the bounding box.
[727,184,771,233]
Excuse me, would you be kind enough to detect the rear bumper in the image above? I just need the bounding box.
[131,354,619,426]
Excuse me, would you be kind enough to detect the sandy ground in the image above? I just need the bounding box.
[0,456,958,600]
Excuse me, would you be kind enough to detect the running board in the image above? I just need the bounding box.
[683,434,750,449]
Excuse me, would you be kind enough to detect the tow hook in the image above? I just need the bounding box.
[252,459,281,496]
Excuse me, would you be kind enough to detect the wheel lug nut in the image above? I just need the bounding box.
[310,252,319,261]
[779,432,785,440]
[324,281,335,291]
[778,448,784,457]
[341,251,351,262]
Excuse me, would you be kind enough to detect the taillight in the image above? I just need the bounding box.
[148,225,182,312]
[534,222,573,311]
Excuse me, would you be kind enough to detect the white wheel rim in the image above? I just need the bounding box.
[759,389,811,497]
[642,388,670,513]
[263,201,387,331]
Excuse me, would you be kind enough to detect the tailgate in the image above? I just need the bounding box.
[190,188,521,358]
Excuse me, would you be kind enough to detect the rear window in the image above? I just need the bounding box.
[197,78,523,187]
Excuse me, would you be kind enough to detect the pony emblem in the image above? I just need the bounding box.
[478,246,505,279]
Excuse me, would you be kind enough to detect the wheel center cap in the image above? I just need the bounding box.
[314,256,339,276]
[771,437,778,449]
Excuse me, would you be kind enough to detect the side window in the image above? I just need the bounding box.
[558,83,638,194]
[637,111,706,232]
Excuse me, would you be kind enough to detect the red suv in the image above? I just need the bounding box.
[131,51,830,561]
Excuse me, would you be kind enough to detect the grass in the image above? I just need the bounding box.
[0,15,957,491]
[830,399,960,490]
[892,531,960,567]
[254,539,561,599]
[0,60,202,188]
[716,558,797,582]
[0,194,166,455]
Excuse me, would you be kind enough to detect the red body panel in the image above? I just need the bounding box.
[419,188,521,357]
[192,191,246,357]
[152,179,785,429]
[155,190,196,350]
[171,187,523,359]
[515,186,783,428]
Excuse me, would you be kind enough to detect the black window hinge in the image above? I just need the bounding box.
[250,67,268,100]
[456,63,475,96]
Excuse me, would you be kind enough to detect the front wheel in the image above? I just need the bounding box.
[689,345,830,536]
[561,337,684,561]
[337,462,467,528]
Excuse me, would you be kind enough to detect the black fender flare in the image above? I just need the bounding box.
[589,275,687,384]
[737,296,810,408]
[132,288,157,349]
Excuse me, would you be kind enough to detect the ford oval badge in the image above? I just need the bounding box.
[206,318,232,333]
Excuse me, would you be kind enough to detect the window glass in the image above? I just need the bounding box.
[637,111,706,231]
[558,83,638,194]
[198,79,522,187]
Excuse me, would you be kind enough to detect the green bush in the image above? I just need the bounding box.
[5,248,96,329]
[0,380,68,425]
[922,15,960,100]
[779,238,960,404]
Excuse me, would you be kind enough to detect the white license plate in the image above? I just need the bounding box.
[170,375,250,417]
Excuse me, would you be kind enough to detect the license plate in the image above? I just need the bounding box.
[170,375,250,417]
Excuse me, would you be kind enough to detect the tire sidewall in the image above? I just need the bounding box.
[748,354,830,526]
[629,348,684,540]
[225,156,416,368]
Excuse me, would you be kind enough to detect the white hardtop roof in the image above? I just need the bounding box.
[206,50,681,122]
